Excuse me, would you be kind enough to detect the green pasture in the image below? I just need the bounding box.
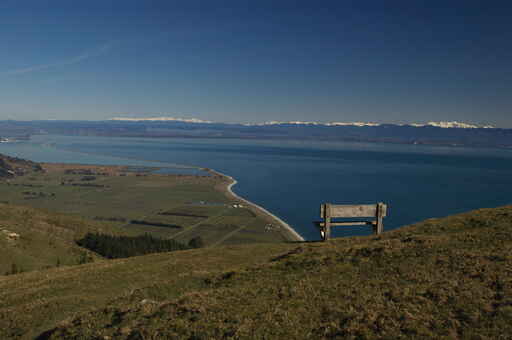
[0,165,286,260]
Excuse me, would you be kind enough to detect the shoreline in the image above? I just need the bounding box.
[2,140,305,242]
[207,168,305,242]
[39,159,306,242]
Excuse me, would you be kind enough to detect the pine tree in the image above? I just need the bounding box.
[188,236,205,248]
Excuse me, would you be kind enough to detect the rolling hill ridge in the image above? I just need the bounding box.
[0,204,510,339]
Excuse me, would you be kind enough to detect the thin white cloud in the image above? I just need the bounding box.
[3,43,112,75]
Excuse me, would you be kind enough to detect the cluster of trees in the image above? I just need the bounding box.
[68,183,107,188]
[93,216,127,222]
[65,169,107,176]
[4,263,23,275]
[158,212,208,218]
[188,236,204,248]
[130,220,181,229]
[22,191,56,199]
[76,233,204,259]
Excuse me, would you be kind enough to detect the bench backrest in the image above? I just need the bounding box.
[321,203,387,218]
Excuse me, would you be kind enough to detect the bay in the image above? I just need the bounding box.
[2,134,512,241]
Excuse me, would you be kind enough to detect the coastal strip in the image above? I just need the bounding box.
[19,141,305,241]
[207,169,305,242]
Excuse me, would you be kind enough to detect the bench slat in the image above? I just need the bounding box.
[315,221,375,228]
[321,204,386,218]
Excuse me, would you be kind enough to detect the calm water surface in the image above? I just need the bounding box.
[1,135,511,240]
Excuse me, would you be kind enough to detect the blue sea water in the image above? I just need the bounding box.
[1,134,512,241]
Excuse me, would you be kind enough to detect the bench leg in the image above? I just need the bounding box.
[320,225,331,241]
[376,203,385,235]
[323,204,331,241]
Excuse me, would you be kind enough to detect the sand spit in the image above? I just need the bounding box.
[208,169,305,242]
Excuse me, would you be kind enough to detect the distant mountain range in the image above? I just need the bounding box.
[0,118,511,148]
[110,116,495,129]
[110,116,214,124]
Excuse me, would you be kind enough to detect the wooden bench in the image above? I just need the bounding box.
[315,203,388,241]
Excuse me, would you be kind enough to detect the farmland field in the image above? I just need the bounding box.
[0,163,290,250]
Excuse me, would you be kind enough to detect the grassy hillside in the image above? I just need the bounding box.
[0,156,132,273]
[0,203,130,274]
[1,205,511,339]
[0,153,42,179]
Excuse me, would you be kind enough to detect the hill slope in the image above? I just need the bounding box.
[0,155,131,274]
[0,205,511,339]
[0,203,131,274]
[0,153,42,179]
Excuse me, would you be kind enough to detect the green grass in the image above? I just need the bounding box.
[0,163,288,263]
[1,205,511,339]
[0,203,127,274]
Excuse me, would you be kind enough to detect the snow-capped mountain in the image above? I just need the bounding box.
[325,122,381,127]
[407,121,495,129]
[109,117,382,127]
[109,117,495,129]
[109,117,213,124]
[244,120,494,129]
[243,121,381,127]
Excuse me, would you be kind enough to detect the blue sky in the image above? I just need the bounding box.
[1,1,511,126]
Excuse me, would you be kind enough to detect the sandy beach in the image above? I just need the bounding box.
[208,169,305,242]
